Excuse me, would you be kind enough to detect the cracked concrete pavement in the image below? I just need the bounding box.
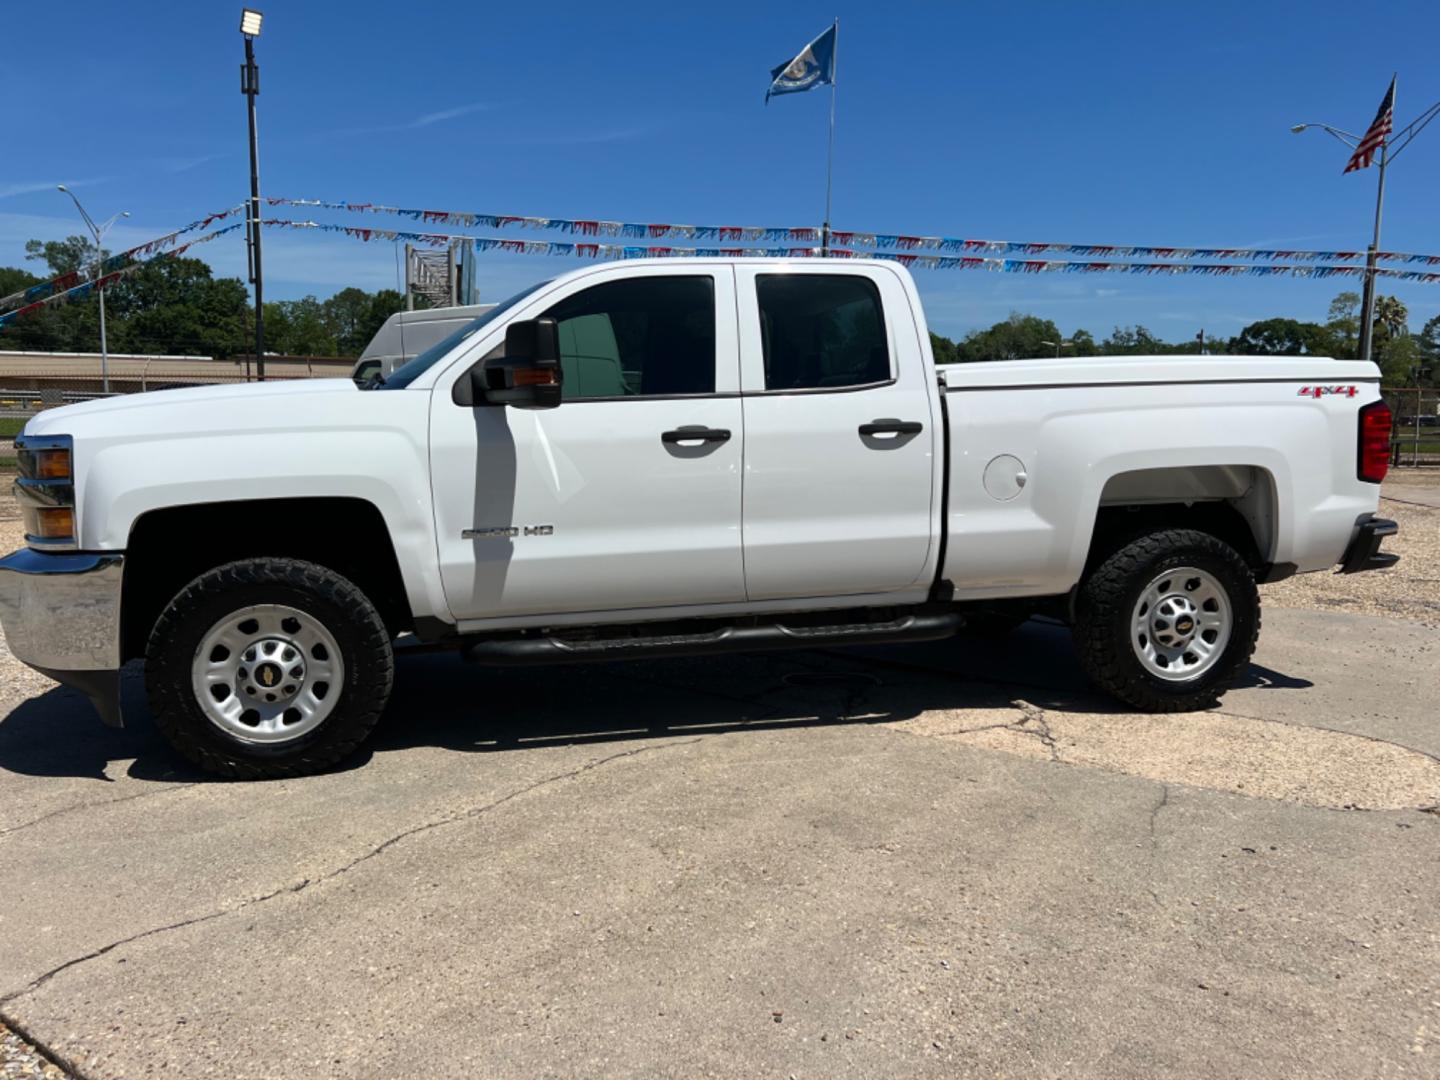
[1,606,1438,1078]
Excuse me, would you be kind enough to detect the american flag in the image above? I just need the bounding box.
[1344,77,1395,173]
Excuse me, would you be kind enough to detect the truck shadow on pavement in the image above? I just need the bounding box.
[0,621,1312,783]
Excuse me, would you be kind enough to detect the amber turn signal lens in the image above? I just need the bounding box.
[23,506,74,540]
[33,449,71,480]
[513,368,560,387]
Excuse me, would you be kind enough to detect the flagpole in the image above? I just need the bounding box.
[822,18,838,257]
[1359,73,1395,365]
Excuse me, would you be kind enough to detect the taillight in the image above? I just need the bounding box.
[1357,400,1392,484]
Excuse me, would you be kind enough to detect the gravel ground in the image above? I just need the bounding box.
[1261,489,1440,628]
[0,483,53,717]
[0,471,1434,1078]
[0,486,67,1078]
[0,1022,65,1079]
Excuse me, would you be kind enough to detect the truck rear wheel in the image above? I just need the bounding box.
[145,558,394,779]
[1072,529,1258,712]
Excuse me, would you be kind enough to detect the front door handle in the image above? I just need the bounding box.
[662,426,732,444]
[858,419,923,437]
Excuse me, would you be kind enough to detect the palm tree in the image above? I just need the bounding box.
[1374,295,1410,341]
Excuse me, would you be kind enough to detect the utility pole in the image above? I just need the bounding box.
[241,9,267,380]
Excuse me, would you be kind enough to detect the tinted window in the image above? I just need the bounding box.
[543,276,715,399]
[756,274,889,391]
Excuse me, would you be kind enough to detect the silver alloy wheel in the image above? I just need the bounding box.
[1130,566,1232,683]
[190,603,345,744]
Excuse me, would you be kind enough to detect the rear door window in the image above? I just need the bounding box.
[755,274,890,391]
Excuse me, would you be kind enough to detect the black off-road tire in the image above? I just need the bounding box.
[145,558,394,779]
[1072,529,1259,712]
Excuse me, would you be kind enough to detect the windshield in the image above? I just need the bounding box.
[372,280,550,390]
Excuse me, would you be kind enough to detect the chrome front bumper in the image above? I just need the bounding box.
[0,548,125,726]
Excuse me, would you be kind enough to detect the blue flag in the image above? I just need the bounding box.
[766,22,836,103]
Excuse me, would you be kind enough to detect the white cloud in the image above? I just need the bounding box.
[411,101,494,128]
[156,153,224,174]
[0,177,111,201]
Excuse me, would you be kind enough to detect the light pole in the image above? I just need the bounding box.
[1292,96,1440,364]
[57,186,128,395]
[240,8,266,381]
[1039,339,1072,358]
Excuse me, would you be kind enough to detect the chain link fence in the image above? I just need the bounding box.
[1382,386,1440,468]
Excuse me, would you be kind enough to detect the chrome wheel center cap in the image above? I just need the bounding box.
[1151,596,1199,648]
[1130,566,1233,683]
[192,605,344,745]
[241,637,304,702]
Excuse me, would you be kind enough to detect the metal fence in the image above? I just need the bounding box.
[1382,386,1440,468]
[0,351,354,415]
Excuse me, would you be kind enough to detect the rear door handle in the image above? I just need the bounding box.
[858,419,923,437]
[662,426,732,444]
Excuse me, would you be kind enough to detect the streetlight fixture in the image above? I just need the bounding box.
[1292,94,1440,363]
[240,8,266,381]
[1039,339,1073,358]
[57,185,129,395]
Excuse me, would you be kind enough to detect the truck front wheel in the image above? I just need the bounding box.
[145,558,394,779]
[1072,529,1259,712]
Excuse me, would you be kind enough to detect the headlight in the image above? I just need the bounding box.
[15,434,76,550]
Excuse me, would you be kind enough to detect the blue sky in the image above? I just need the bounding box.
[4,0,1439,342]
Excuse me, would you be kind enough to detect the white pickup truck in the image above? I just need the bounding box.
[0,258,1398,777]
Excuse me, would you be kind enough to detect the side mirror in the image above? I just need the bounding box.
[472,317,563,408]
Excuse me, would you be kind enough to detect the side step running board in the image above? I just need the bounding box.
[463,612,962,667]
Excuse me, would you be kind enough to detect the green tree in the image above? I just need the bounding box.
[0,266,42,299]
[1069,329,1098,356]
[1416,315,1440,385]
[105,256,250,358]
[263,296,339,356]
[25,235,100,276]
[321,287,377,356]
[1376,334,1422,385]
[1325,291,1361,359]
[309,286,409,357]
[958,313,1064,361]
[1229,318,1334,356]
[1419,314,1440,359]
[1371,295,1414,384]
[2,237,416,360]
[4,240,98,351]
[1101,325,1166,354]
[929,331,959,365]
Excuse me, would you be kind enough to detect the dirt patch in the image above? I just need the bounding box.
[889,699,1440,811]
